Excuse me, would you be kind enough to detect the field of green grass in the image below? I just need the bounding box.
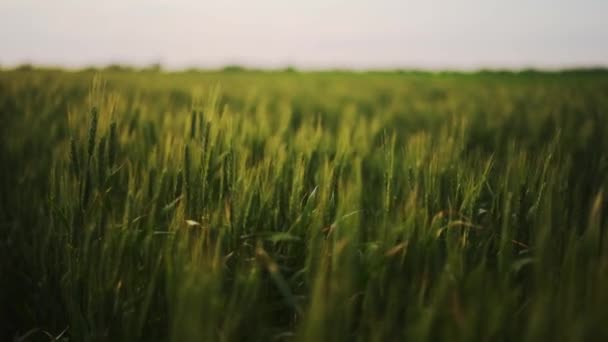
[1,69,607,341]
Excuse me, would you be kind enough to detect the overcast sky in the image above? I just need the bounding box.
[1,0,607,70]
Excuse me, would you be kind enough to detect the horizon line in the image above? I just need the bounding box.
[3,62,608,73]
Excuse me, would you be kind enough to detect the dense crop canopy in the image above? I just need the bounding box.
[1,69,607,341]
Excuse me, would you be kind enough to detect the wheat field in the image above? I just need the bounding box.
[1,68,607,341]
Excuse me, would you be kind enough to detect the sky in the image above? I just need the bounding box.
[1,0,607,70]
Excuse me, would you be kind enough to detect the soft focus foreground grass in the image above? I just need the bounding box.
[1,69,607,341]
